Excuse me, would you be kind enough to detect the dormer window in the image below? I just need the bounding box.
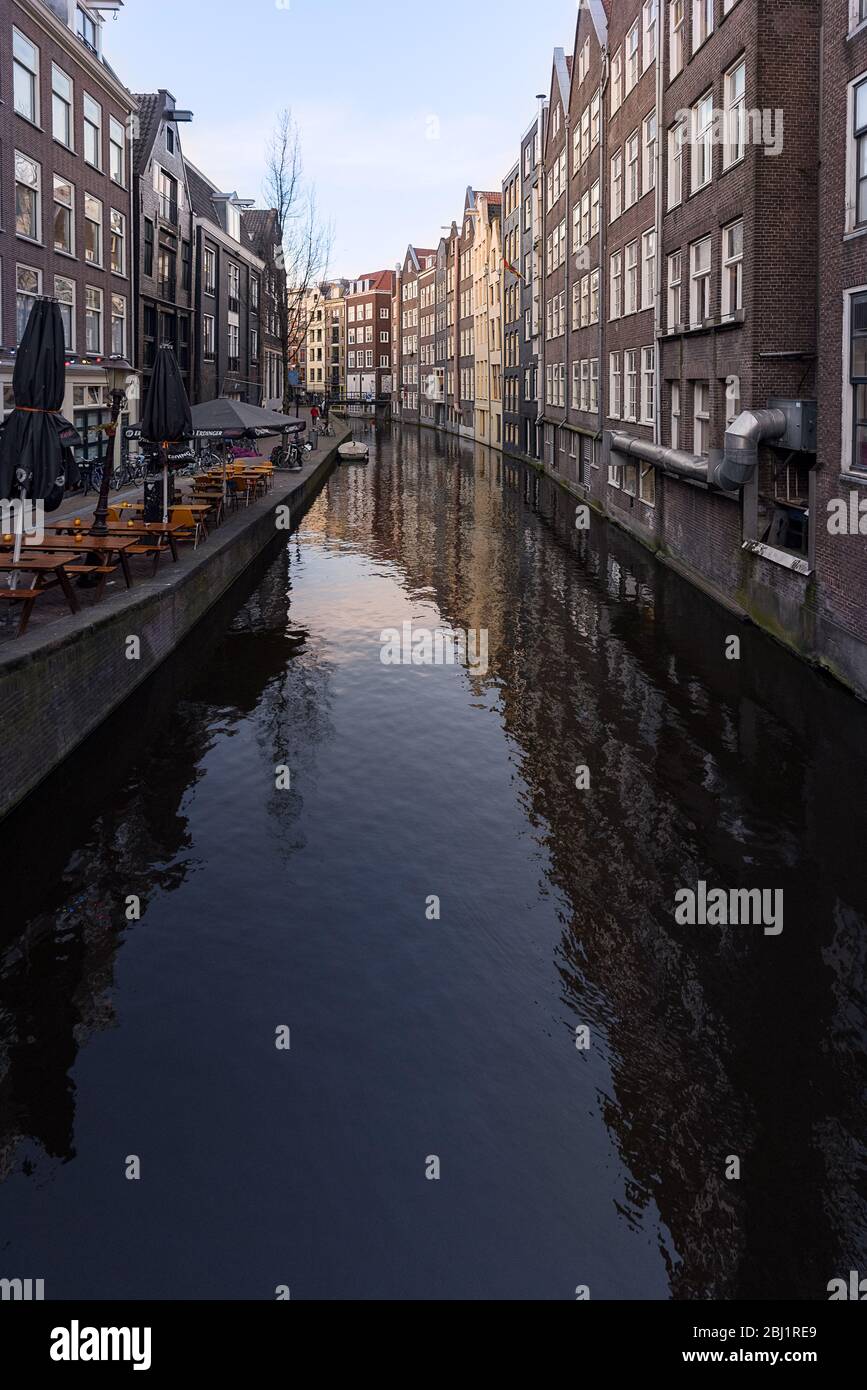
[77,6,98,51]
[226,203,241,240]
[166,125,176,155]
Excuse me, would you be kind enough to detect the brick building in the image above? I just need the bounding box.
[345,270,395,399]
[132,90,194,404]
[502,159,522,452]
[1,0,136,468]
[242,208,288,409]
[457,189,477,437]
[540,48,572,472]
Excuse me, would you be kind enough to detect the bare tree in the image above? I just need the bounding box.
[263,110,333,413]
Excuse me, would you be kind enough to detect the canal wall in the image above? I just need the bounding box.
[0,433,346,822]
[395,419,867,704]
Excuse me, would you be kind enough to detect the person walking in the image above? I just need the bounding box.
[310,401,320,444]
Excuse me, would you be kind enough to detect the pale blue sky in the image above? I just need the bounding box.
[104,0,577,278]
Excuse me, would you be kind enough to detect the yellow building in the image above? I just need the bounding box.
[470,193,503,447]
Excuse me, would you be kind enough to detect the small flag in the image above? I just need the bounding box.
[503,258,525,282]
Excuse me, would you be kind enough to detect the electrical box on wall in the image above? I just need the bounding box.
[767,398,818,454]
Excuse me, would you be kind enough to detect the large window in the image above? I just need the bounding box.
[625,240,639,314]
[52,66,74,147]
[77,6,98,50]
[228,264,240,309]
[692,92,714,191]
[643,1,658,68]
[690,237,711,325]
[85,286,103,353]
[721,220,743,318]
[625,130,640,208]
[642,229,656,310]
[626,22,640,93]
[670,382,681,448]
[84,193,103,265]
[668,121,685,209]
[611,150,623,221]
[624,350,638,421]
[854,77,867,230]
[724,59,746,168]
[16,265,42,343]
[110,117,126,184]
[851,292,867,473]
[643,112,657,193]
[694,382,711,454]
[110,209,126,274]
[111,294,126,355]
[84,94,102,168]
[610,250,623,319]
[144,218,154,277]
[54,176,74,255]
[203,314,215,359]
[15,153,41,242]
[692,0,713,53]
[667,250,682,328]
[13,30,39,123]
[642,347,655,424]
[670,0,685,78]
[204,247,216,295]
[55,276,75,350]
[611,49,622,114]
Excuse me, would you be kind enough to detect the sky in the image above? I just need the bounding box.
[104,0,579,279]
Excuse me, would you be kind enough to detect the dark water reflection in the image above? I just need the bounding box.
[1,425,865,1300]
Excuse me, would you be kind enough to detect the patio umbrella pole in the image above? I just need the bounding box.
[9,483,26,593]
[162,444,169,525]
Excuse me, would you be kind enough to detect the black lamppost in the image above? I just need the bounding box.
[90,355,134,536]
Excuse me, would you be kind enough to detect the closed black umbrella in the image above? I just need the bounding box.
[141,344,192,523]
[0,298,80,580]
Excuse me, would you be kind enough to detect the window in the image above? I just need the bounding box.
[851,291,867,472]
[111,294,126,355]
[16,265,42,343]
[228,264,240,309]
[667,250,682,328]
[572,361,581,409]
[590,268,600,323]
[624,350,638,421]
[609,353,622,418]
[573,124,582,174]
[77,6,98,49]
[671,382,681,447]
[109,208,126,275]
[251,276,259,312]
[182,240,192,292]
[641,347,655,423]
[692,92,714,191]
[110,117,125,184]
[380,307,389,318]
[591,180,600,236]
[52,66,74,148]
[852,77,867,229]
[670,0,685,77]
[228,322,240,362]
[52,176,74,256]
[379,355,390,369]
[204,247,216,294]
[611,150,623,221]
[625,240,639,314]
[690,237,711,325]
[643,112,657,193]
[611,49,622,114]
[55,276,75,349]
[203,314,215,358]
[610,250,623,319]
[166,124,176,155]
[251,328,259,361]
[668,121,685,209]
[13,30,39,124]
[581,106,590,166]
[84,192,102,265]
[725,373,741,426]
[724,59,746,168]
[15,153,41,242]
[590,359,599,412]
[85,286,103,353]
[626,22,640,93]
[692,0,714,52]
[625,131,640,208]
[641,230,656,310]
[643,1,658,68]
[144,218,154,277]
[84,94,102,168]
[694,382,711,453]
[721,220,743,318]
[591,92,600,149]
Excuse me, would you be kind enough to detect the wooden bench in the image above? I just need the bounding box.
[63,563,118,600]
[126,542,169,575]
[0,587,44,637]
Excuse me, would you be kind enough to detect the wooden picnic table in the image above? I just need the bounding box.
[51,518,184,565]
[0,552,81,615]
[31,532,138,588]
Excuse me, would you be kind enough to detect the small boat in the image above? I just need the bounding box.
[338,441,369,464]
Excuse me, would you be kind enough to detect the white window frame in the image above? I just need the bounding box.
[53,175,75,256]
[13,29,40,125]
[667,250,682,329]
[15,152,42,244]
[609,352,622,420]
[692,0,714,54]
[848,74,867,233]
[625,240,639,314]
[610,250,623,320]
[692,91,714,192]
[694,381,711,454]
[624,349,638,422]
[723,58,746,169]
[641,229,656,311]
[721,219,743,319]
[643,1,658,69]
[84,192,103,267]
[111,292,127,356]
[611,49,623,114]
[109,116,126,186]
[626,22,640,94]
[689,236,712,326]
[671,381,681,448]
[611,150,623,221]
[85,285,104,354]
[670,0,685,79]
[625,130,640,209]
[641,347,655,423]
[52,64,74,149]
[83,93,103,170]
[16,264,42,344]
[643,112,657,194]
[668,121,685,210]
[54,274,76,351]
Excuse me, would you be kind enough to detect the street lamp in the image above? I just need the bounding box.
[91,354,134,536]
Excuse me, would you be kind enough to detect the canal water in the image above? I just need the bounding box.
[1,425,866,1301]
